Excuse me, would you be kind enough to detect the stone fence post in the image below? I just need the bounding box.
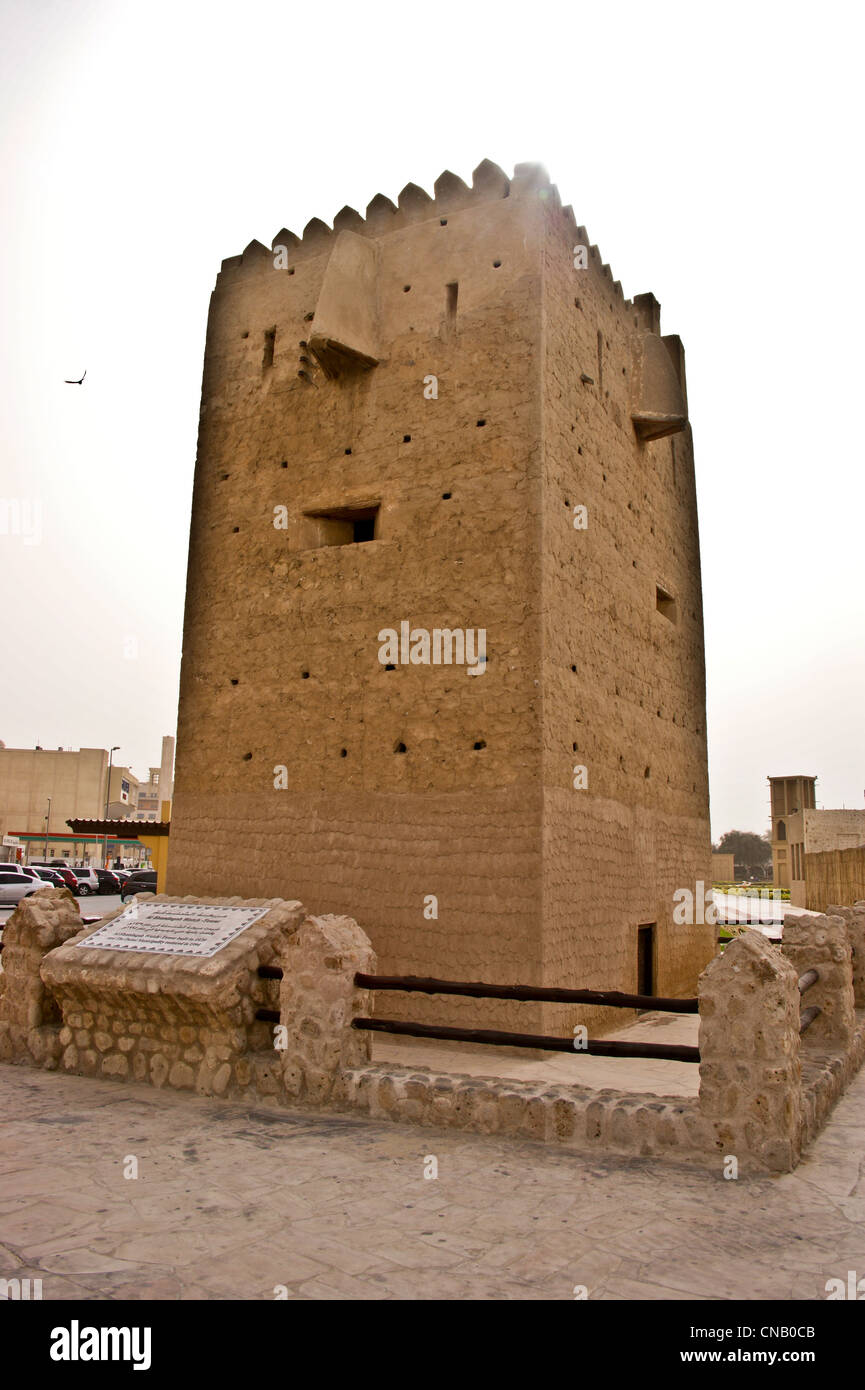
[278,914,376,1104]
[0,887,82,1068]
[782,912,856,1049]
[698,931,802,1172]
[825,904,865,1008]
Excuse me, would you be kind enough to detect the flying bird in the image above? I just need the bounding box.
[64,370,86,385]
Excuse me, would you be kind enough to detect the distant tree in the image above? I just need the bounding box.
[712,830,773,877]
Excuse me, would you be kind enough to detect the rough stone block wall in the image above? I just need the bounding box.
[40,896,304,1098]
[280,913,376,1103]
[2,900,864,1174]
[826,903,865,1006]
[0,886,82,1068]
[698,932,802,1171]
[782,911,856,1050]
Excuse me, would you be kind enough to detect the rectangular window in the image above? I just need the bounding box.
[446,282,458,327]
[303,504,380,547]
[263,327,276,370]
[656,585,677,623]
[637,924,655,998]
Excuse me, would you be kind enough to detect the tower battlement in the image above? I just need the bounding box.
[218,160,631,309]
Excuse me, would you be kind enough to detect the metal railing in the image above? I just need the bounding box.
[349,972,701,1063]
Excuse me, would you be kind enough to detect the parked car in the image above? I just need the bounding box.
[121,869,158,902]
[28,861,79,892]
[69,867,100,896]
[50,865,80,893]
[5,865,57,886]
[94,868,121,894]
[30,866,66,887]
[0,870,47,905]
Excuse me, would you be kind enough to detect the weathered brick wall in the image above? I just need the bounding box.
[169,162,712,1033]
[538,197,713,1033]
[170,169,546,1031]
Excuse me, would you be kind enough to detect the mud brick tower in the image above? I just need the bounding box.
[169,161,713,1034]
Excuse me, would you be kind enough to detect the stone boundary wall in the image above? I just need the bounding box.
[0,887,82,1068]
[1,889,864,1173]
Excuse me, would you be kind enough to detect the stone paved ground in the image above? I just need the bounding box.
[0,1064,863,1301]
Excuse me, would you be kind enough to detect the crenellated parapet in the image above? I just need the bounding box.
[216,159,628,306]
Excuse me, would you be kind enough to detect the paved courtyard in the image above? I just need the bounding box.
[1,1061,863,1301]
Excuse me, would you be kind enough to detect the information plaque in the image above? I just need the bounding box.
[75,902,272,957]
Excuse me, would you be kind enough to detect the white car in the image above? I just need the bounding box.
[0,864,47,884]
[0,869,48,905]
[69,867,100,896]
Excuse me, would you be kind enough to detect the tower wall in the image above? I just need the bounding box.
[169,162,714,1034]
[538,204,713,1034]
[170,174,548,1030]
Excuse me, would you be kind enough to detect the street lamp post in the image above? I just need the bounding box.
[43,797,51,859]
[103,746,119,869]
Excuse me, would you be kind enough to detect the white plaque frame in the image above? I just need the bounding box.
[75,901,272,957]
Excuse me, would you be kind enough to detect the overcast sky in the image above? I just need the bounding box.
[0,0,862,837]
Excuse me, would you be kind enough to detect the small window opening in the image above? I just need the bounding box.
[280,460,288,469]
[340,748,348,758]
[477,419,486,427]
[304,504,380,547]
[656,586,678,623]
[403,434,411,443]
[263,327,276,370]
[442,492,452,500]
[473,740,486,751]
[446,281,458,326]
[344,448,352,455]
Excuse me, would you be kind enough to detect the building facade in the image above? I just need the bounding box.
[168,161,714,1032]
[136,736,176,821]
[769,775,817,890]
[0,742,172,866]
